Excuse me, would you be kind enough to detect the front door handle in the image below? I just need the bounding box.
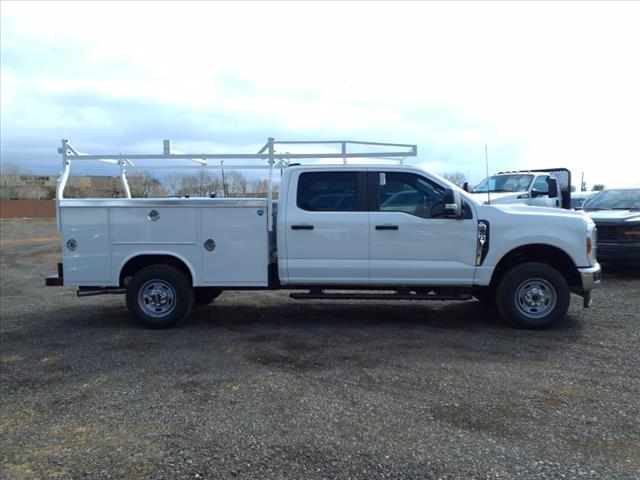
[375,225,399,231]
[291,224,314,230]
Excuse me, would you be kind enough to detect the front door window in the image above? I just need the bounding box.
[377,172,446,218]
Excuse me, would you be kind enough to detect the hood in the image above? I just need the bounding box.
[488,203,589,219]
[584,210,640,222]
[469,192,524,204]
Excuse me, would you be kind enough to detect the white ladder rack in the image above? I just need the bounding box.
[56,137,417,231]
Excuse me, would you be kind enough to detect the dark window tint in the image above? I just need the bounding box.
[377,172,446,218]
[297,172,359,211]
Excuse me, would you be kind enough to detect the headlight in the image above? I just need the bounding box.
[587,224,597,266]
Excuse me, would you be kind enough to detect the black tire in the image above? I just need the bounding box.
[194,287,223,305]
[496,262,570,330]
[126,264,194,329]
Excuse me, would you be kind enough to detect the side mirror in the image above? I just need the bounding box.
[462,182,469,192]
[547,177,559,198]
[443,188,463,218]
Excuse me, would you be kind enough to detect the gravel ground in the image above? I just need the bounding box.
[1,218,639,480]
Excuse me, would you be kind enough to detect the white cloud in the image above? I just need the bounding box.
[1,1,639,186]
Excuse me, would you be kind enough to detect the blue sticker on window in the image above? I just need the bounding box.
[257,209,264,216]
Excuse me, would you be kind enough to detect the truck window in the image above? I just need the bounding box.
[376,172,446,218]
[297,172,359,212]
[532,176,549,194]
[472,174,533,193]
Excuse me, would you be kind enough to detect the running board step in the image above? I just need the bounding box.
[289,292,472,301]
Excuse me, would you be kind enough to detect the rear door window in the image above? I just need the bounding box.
[297,172,365,211]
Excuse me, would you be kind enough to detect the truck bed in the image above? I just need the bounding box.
[58,197,269,287]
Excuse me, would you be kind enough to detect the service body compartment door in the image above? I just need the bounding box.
[200,206,268,286]
[369,171,476,285]
[60,207,111,284]
[110,206,200,285]
[283,170,369,284]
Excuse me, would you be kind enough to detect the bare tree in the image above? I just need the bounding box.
[0,162,53,199]
[0,162,26,199]
[163,173,182,197]
[441,171,468,187]
[64,178,90,198]
[128,170,165,198]
[157,170,277,199]
[246,178,269,196]
[224,170,248,197]
[177,170,223,197]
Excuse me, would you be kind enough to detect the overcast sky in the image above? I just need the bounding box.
[1,1,639,188]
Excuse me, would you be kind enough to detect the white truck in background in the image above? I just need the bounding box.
[469,169,571,209]
[46,138,600,330]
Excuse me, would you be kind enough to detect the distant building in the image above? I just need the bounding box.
[0,175,123,199]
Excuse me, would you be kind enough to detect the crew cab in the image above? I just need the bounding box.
[46,138,601,330]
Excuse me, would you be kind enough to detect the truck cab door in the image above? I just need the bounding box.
[530,175,555,207]
[281,170,369,285]
[368,171,477,285]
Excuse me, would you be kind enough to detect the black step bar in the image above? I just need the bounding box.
[290,290,472,301]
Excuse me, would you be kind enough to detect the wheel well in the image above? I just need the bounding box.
[491,244,580,289]
[119,255,193,287]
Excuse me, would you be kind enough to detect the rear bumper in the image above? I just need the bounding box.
[576,264,602,307]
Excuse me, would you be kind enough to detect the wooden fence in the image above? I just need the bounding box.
[0,200,56,218]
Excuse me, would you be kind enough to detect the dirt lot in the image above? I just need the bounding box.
[1,219,639,480]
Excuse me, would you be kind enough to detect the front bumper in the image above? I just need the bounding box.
[576,264,602,307]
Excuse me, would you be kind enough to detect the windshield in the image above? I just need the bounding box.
[583,189,640,210]
[472,174,534,193]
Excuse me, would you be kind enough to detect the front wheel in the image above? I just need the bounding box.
[496,262,570,330]
[126,265,194,329]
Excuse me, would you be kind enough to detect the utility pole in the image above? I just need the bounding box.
[221,160,227,198]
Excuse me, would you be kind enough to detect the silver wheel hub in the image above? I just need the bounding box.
[515,278,557,319]
[139,280,176,317]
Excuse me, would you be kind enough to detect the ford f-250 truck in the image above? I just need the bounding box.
[45,138,601,330]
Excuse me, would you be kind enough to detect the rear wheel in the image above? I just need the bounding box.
[497,262,570,330]
[126,264,194,329]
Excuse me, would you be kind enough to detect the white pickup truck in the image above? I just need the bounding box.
[46,138,601,330]
[469,169,571,209]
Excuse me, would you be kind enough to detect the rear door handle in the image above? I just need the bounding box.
[375,225,399,231]
[291,224,314,230]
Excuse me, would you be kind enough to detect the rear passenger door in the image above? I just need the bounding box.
[283,170,369,284]
[368,171,477,285]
